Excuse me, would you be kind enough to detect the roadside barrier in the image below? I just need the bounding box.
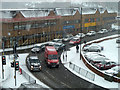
[69,62,95,81]
[81,35,120,83]
[20,67,36,84]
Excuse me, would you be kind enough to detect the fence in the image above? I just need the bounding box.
[69,62,95,81]
[21,68,36,84]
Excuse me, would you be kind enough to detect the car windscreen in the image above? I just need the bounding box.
[34,46,40,48]
[71,39,77,41]
[48,55,58,60]
[30,59,40,63]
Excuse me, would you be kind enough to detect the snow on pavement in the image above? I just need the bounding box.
[61,35,120,89]
[0,53,50,89]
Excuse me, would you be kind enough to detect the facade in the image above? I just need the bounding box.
[0,8,117,48]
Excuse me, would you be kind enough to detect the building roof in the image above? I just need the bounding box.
[0,11,13,18]
[21,10,50,18]
[0,8,117,21]
[82,8,97,15]
[55,8,77,16]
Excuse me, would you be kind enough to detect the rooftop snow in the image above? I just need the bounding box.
[21,10,50,17]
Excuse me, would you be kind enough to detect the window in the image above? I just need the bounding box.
[14,25,18,30]
[96,18,100,22]
[85,19,89,23]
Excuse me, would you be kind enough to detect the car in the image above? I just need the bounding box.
[86,31,96,36]
[94,61,117,70]
[75,33,86,38]
[40,42,53,51]
[44,46,59,68]
[31,45,41,53]
[62,34,73,42]
[52,39,62,43]
[105,66,120,76]
[84,52,109,63]
[53,43,66,51]
[26,56,42,71]
[116,38,120,43]
[83,44,103,52]
[69,38,81,45]
[97,29,108,34]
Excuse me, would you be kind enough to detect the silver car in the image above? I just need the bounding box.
[83,44,103,52]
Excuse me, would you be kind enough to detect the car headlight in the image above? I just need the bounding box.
[31,66,34,70]
[57,62,59,64]
[39,66,41,69]
[48,62,50,64]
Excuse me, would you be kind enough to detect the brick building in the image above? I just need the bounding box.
[0,8,117,48]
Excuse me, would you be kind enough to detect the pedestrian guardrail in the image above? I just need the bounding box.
[69,62,95,81]
[21,68,36,84]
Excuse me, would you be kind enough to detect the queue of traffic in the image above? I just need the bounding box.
[26,27,120,77]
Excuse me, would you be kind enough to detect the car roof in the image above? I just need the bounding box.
[29,56,38,59]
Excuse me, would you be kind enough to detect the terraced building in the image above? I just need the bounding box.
[0,8,117,48]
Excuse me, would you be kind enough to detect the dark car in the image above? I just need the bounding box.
[26,56,42,71]
[31,45,41,53]
[116,38,120,43]
[94,61,117,70]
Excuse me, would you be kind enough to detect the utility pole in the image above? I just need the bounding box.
[2,40,4,79]
[13,39,17,86]
[80,7,82,60]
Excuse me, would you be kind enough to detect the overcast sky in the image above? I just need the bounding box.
[1,0,120,3]
[0,0,119,9]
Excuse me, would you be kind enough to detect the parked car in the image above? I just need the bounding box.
[97,29,108,34]
[26,56,42,71]
[94,61,117,70]
[84,53,109,63]
[31,45,41,53]
[75,33,85,38]
[83,44,103,52]
[52,39,62,43]
[86,31,96,36]
[69,38,81,45]
[62,34,73,42]
[116,38,120,43]
[105,66,120,76]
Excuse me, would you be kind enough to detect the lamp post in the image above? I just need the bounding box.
[80,7,82,60]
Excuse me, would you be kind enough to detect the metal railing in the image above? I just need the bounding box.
[69,62,95,81]
[21,68,36,84]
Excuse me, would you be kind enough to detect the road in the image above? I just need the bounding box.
[4,30,118,89]
[27,30,118,89]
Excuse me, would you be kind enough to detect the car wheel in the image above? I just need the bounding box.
[98,50,100,52]
[86,49,89,52]
[56,65,59,68]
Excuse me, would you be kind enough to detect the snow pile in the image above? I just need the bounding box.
[0,53,50,89]
[61,35,120,88]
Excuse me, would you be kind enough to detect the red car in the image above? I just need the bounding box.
[69,38,81,45]
[94,61,117,70]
